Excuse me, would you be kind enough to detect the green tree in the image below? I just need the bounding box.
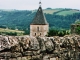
[48,28,70,37]
[76,26,80,34]
[48,29,58,36]
[75,19,80,24]
[24,30,30,35]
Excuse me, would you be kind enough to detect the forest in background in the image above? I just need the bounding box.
[0,8,80,31]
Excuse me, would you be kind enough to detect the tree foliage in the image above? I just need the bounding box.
[75,19,80,24]
[0,9,80,30]
[76,26,80,34]
[48,28,70,37]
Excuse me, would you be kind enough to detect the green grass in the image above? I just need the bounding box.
[0,28,24,35]
[32,9,80,15]
[56,10,80,16]
[43,9,59,14]
[0,28,24,33]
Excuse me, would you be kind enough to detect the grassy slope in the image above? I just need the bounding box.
[43,9,59,14]
[43,9,80,15]
[0,28,24,33]
[56,10,80,16]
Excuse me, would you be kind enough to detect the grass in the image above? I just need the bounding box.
[0,28,24,35]
[43,9,59,14]
[32,9,60,14]
[0,28,24,33]
[32,8,80,15]
[56,10,80,16]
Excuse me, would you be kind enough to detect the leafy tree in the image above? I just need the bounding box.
[76,26,80,34]
[74,19,80,34]
[75,19,80,24]
[48,28,70,37]
[48,29,58,36]
[24,30,30,35]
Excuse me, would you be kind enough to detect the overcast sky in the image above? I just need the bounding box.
[0,0,80,10]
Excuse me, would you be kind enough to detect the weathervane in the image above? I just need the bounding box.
[39,0,42,6]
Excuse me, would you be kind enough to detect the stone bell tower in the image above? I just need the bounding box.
[30,1,49,37]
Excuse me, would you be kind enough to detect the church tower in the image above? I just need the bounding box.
[30,1,49,37]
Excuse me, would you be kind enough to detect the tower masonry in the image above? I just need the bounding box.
[30,3,49,37]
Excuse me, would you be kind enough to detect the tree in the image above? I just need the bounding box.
[75,19,80,24]
[48,28,70,37]
[76,26,80,34]
[48,29,58,36]
[24,30,30,35]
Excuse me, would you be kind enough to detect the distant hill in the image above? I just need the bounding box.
[44,8,80,15]
[0,8,80,30]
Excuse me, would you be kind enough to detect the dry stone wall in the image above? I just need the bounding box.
[0,34,80,60]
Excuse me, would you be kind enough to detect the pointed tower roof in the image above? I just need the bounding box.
[31,6,48,25]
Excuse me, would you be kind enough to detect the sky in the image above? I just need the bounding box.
[0,0,80,10]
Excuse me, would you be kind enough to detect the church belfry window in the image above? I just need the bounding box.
[37,27,39,31]
[35,33,36,36]
[40,33,41,36]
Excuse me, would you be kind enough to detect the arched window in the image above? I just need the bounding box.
[37,27,39,31]
[40,33,41,36]
[35,33,36,36]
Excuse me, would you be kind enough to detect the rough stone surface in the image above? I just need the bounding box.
[0,34,80,60]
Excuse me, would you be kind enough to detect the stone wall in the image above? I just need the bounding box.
[0,34,80,60]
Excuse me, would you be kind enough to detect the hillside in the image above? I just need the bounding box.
[0,28,24,36]
[0,8,80,30]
